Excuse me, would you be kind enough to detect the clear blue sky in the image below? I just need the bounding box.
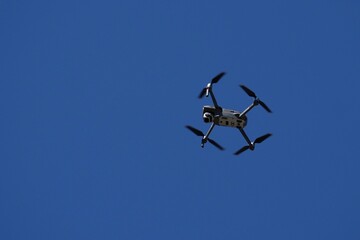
[1,0,360,239]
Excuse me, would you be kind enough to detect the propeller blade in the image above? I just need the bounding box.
[198,88,207,99]
[240,85,257,98]
[211,72,226,84]
[208,138,225,150]
[234,145,250,155]
[259,100,272,113]
[185,125,204,137]
[254,133,272,144]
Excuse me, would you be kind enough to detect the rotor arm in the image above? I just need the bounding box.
[201,122,216,147]
[238,127,253,148]
[208,88,220,109]
[239,85,272,115]
[239,100,258,118]
[199,72,225,109]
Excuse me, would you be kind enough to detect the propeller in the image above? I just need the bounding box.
[211,72,226,84]
[198,72,226,99]
[234,145,250,155]
[258,101,272,113]
[240,85,256,98]
[254,133,272,144]
[240,85,272,113]
[198,88,207,99]
[208,139,225,150]
[185,125,224,150]
[234,133,272,155]
[186,125,204,137]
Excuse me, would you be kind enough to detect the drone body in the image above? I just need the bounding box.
[202,106,247,128]
[186,72,272,155]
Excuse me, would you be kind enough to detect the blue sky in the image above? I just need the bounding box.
[1,0,359,239]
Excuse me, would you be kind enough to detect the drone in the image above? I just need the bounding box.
[186,72,272,155]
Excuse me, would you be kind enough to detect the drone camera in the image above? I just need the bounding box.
[203,112,213,123]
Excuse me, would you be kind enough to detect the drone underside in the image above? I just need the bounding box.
[202,106,247,128]
[186,72,272,156]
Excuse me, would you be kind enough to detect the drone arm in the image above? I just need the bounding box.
[238,127,252,147]
[239,100,258,117]
[208,88,220,109]
[202,122,216,146]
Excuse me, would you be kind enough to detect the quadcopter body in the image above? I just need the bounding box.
[202,105,247,128]
[186,72,272,155]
